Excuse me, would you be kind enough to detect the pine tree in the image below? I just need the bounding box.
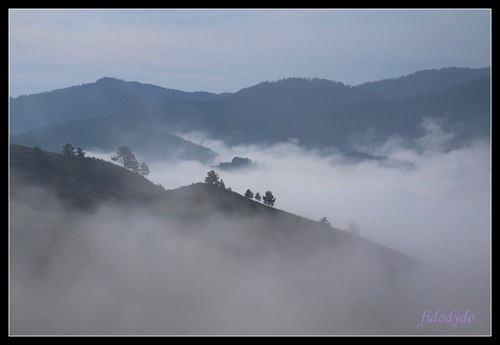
[319,217,331,227]
[255,192,261,202]
[111,146,140,173]
[139,162,150,177]
[245,189,254,198]
[62,143,75,157]
[204,170,219,185]
[262,190,276,207]
[76,147,86,158]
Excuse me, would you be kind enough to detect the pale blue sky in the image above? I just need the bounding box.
[9,9,491,97]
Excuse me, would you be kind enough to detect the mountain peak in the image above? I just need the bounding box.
[95,76,125,83]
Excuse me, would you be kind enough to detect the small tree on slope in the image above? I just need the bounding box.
[263,190,276,207]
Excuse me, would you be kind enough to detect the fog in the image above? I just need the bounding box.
[156,119,490,270]
[10,118,490,335]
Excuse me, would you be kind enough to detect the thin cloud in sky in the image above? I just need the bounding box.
[9,9,490,96]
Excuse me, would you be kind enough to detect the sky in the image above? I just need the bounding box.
[8,8,491,97]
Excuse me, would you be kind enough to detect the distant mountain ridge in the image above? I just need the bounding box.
[10,77,231,135]
[10,67,490,157]
[154,72,489,148]
[355,66,490,100]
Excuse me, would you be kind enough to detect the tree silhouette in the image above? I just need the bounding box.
[111,146,140,173]
[245,189,254,198]
[76,147,86,158]
[319,217,331,227]
[62,143,75,157]
[263,190,276,207]
[139,162,150,177]
[255,192,261,202]
[204,170,219,185]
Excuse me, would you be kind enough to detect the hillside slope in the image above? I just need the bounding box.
[10,144,166,209]
[10,116,217,163]
[10,144,417,271]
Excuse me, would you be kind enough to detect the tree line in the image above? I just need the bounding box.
[61,143,150,177]
[204,170,276,207]
[244,188,275,207]
[62,143,86,158]
[58,146,359,233]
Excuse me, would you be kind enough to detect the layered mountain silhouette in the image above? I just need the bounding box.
[10,67,490,161]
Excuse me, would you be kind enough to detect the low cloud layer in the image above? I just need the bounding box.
[9,189,490,335]
[10,118,490,335]
[158,121,490,269]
